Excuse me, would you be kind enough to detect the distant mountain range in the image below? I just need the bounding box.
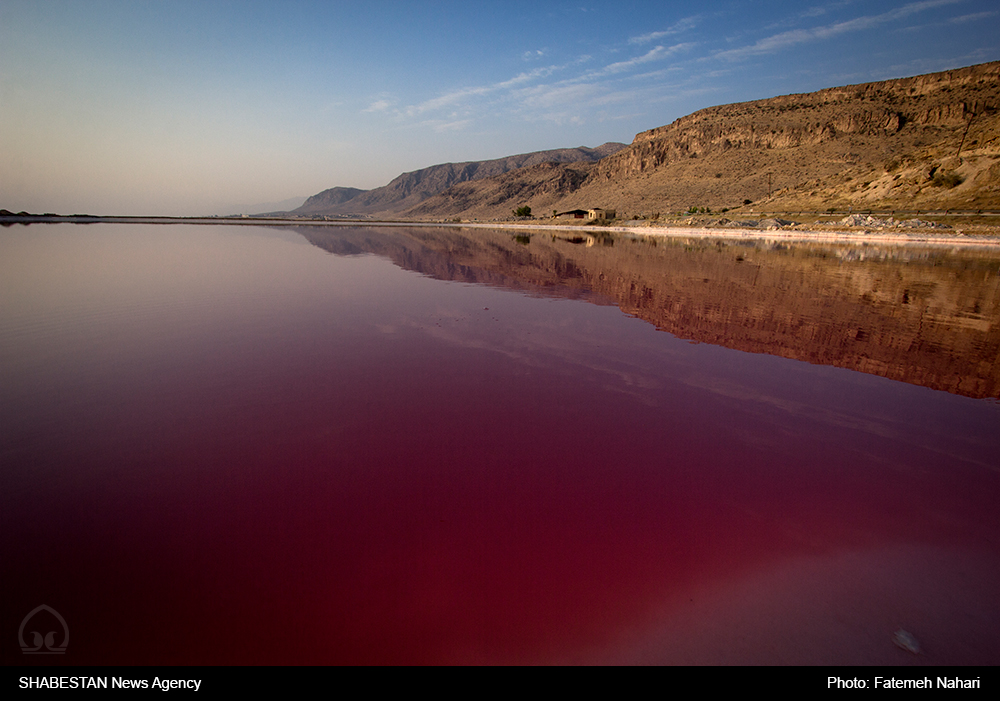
[291,61,999,220]
[291,144,627,216]
[226,196,307,216]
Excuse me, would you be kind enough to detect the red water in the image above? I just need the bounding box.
[2,225,999,664]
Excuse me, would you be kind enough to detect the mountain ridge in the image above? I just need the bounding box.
[294,143,627,216]
[406,62,1000,220]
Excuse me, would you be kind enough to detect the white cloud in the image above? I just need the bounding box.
[363,99,392,113]
[715,0,963,61]
[628,66,685,81]
[531,111,585,126]
[408,87,490,116]
[430,119,472,133]
[495,65,561,89]
[517,83,600,110]
[393,36,694,131]
[628,16,700,44]
[405,65,563,116]
[948,10,998,23]
[797,1,859,20]
[580,43,695,80]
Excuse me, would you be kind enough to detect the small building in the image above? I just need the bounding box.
[553,209,588,219]
[554,208,616,220]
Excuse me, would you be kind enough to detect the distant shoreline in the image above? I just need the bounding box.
[3,213,1000,249]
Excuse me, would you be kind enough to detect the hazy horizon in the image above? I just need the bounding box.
[2,0,998,216]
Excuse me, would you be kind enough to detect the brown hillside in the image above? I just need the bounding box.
[408,62,1000,220]
[296,187,367,213]
[294,143,626,216]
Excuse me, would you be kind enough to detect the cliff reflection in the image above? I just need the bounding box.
[295,226,1000,399]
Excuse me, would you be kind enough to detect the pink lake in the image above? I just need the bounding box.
[2,223,999,664]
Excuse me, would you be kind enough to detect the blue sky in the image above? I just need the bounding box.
[2,0,997,215]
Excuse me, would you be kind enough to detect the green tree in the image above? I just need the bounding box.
[514,206,532,217]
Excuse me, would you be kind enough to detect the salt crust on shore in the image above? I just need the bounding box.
[456,222,1000,249]
[5,215,998,247]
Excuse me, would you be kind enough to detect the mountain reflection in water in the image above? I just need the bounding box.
[298,225,1000,399]
[1,223,998,665]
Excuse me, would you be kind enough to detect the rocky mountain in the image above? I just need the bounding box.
[293,187,366,214]
[407,161,596,217]
[409,62,1000,219]
[293,143,627,216]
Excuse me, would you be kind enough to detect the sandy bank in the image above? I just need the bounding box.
[5,213,1000,248]
[454,221,1000,249]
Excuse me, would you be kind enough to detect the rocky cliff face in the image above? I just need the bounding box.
[405,62,999,220]
[408,161,595,216]
[595,61,997,178]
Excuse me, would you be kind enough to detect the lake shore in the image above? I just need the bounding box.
[457,220,1000,248]
[5,212,1000,248]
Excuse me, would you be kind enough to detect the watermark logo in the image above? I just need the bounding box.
[19,605,69,654]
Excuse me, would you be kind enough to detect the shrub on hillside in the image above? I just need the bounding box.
[930,172,963,188]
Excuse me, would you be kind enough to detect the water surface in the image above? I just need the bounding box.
[2,223,998,664]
